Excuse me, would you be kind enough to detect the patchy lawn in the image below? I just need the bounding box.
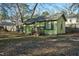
[0,32,79,56]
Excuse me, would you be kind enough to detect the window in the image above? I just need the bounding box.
[45,21,54,30]
[61,23,63,30]
[51,22,54,30]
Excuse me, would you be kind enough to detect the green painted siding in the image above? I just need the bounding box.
[35,22,45,34]
[54,21,57,34]
[35,22,45,27]
[57,17,65,34]
[44,21,57,35]
[25,24,33,34]
[23,25,26,33]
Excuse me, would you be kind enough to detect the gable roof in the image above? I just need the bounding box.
[24,13,66,25]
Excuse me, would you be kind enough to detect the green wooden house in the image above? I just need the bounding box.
[24,13,66,35]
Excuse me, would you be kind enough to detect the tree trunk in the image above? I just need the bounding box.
[31,3,38,18]
[16,3,24,32]
[31,3,38,36]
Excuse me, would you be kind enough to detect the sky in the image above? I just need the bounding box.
[28,3,72,15]
[0,3,76,17]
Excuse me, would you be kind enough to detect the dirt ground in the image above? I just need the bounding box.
[0,32,79,56]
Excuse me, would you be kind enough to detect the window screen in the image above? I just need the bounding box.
[45,21,54,30]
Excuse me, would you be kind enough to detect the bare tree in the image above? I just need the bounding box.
[31,3,38,18]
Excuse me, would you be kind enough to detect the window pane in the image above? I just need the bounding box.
[45,21,53,30]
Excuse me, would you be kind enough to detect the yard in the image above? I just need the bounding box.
[0,31,79,56]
